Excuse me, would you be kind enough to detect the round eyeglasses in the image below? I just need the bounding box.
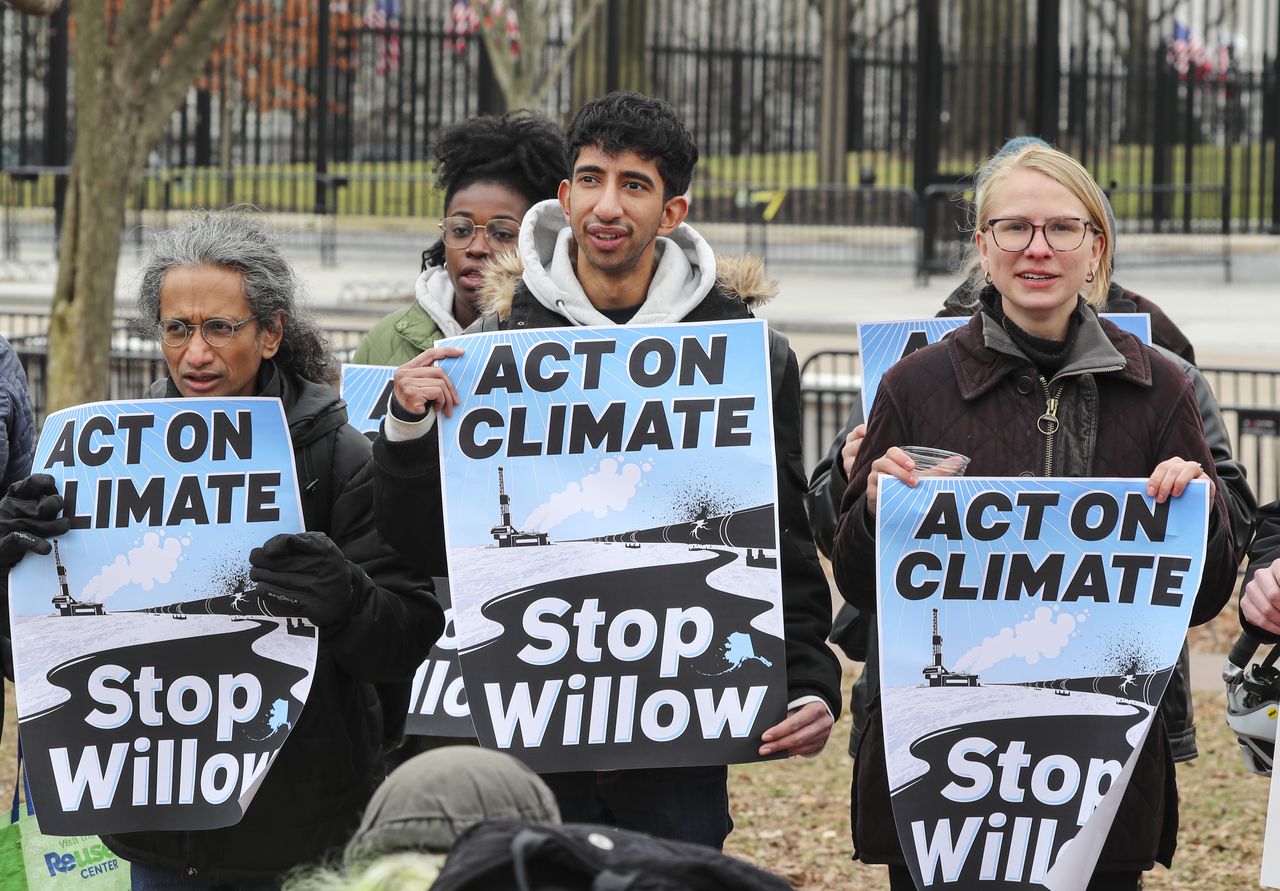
[984,217,1094,252]
[156,317,257,348]
[439,217,521,250]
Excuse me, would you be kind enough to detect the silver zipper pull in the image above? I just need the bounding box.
[1038,395,1060,435]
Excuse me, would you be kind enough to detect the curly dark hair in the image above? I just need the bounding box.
[422,111,566,270]
[565,91,698,201]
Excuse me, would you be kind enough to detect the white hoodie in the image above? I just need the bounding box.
[413,265,466,339]
[517,199,720,326]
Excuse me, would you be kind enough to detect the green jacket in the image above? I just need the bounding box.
[353,302,445,366]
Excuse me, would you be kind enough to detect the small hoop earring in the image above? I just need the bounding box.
[984,271,993,285]
[1085,269,1096,283]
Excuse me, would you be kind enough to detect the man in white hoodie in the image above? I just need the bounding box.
[373,92,841,850]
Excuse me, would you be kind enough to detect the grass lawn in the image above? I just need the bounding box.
[2,672,1272,889]
[5,141,1272,224]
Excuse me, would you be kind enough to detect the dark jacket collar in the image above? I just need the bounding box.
[950,300,1152,401]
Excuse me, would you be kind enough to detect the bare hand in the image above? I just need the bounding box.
[1241,563,1280,636]
[759,701,833,758]
[393,346,464,416]
[1146,456,1213,504]
[841,423,867,479]
[866,447,917,516]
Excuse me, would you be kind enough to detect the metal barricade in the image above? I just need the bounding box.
[798,349,861,473]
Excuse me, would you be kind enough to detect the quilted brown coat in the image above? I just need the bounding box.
[831,303,1236,873]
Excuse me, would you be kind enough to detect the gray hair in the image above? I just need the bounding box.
[137,210,331,383]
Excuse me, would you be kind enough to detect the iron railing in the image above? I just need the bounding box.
[2,1,1277,233]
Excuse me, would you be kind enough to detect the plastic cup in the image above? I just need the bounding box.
[901,446,970,477]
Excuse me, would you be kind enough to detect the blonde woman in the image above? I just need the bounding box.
[831,145,1237,890]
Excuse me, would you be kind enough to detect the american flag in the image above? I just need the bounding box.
[446,0,480,53]
[1168,19,1211,79]
[363,0,401,74]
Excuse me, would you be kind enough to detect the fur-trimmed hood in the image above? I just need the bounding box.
[477,199,776,324]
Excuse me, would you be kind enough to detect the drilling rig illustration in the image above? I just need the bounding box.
[921,608,978,687]
[50,540,106,616]
[490,467,549,547]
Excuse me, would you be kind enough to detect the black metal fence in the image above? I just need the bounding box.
[799,348,1280,509]
[1,1,1277,233]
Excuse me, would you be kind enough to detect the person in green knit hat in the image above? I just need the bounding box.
[354,112,567,365]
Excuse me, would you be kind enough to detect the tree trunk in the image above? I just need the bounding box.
[47,144,136,411]
[44,0,241,412]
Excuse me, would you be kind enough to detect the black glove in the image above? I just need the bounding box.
[0,474,71,569]
[248,531,354,627]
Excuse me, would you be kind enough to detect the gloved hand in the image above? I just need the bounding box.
[0,474,71,569]
[248,531,354,627]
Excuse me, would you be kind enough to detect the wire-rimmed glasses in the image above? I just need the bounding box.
[984,217,1094,252]
[156,317,257,348]
[439,217,520,250]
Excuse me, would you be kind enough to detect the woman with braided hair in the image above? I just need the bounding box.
[354,112,567,364]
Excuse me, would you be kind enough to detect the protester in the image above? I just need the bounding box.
[1241,504,1280,636]
[283,747,560,891]
[0,211,443,888]
[830,144,1237,891]
[807,136,1255,764]
[353,112,566,365]
[371,91,842,850]
[0,335,38,734]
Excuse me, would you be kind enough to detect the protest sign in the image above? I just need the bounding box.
[436,319,789,773]
[340,363,396,440]
[405,578,473,737]
[858,315,1152,419]
[876,477,1207,890]
[339,366,474,737]
[1264,758,1280,887]
[9,399,312,835]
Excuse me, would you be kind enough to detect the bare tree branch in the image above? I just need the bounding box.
[471,0,519,106]
[117,0,155,52]
[530,0,606,107]
[134,0,201,84]
[2,0,62,15]
[135,1,240,157]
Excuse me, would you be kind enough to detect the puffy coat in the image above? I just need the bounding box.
[831,301,1236,872]
[104,362,443,883]
[0,335,35,495]
[353,302,445,367]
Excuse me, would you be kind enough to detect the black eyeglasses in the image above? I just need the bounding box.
[157,317,257,348]
[984,217,1094,252]
[439,217,520,250]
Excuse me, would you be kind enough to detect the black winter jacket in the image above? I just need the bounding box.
[0,335,34,495]
[375,260,842,718]
[103,363,443,883]
[1241,502,1280,642]
[831,303,1236,872]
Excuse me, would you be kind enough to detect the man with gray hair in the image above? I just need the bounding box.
[0,211,442,888]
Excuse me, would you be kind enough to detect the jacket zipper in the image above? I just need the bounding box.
[1037,376,1065,476]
